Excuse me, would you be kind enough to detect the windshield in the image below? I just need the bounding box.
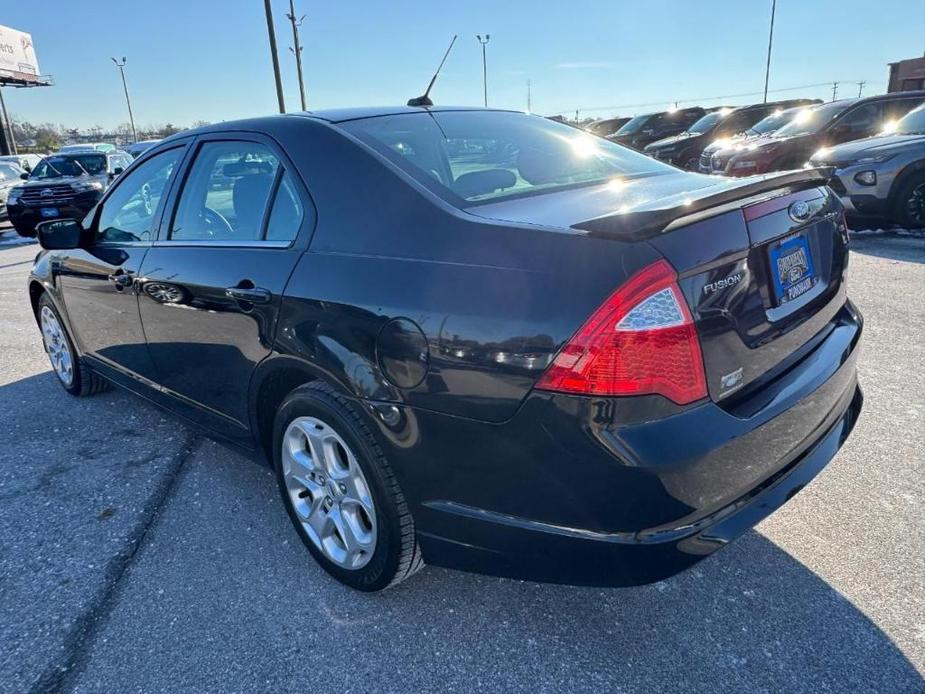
[775,102,853,137]
[895,104,925,135]
[343,110,674,205]
[749,109,793,135]
[687,112,725,134]
[30,154,107,179]
[614,114,653,135]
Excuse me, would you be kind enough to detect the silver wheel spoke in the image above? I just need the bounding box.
[40,306,74,387]
[281,416,377,570]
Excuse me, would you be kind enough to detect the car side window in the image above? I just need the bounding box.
[835,104,882,136]
[170,141,280,242]
[265,171,305,241]
[96,148,182,243]
[882,98,925,122]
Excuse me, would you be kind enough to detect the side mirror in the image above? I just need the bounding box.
[113,167,124,175]
[20,172,29,180]
[37,219,82,250]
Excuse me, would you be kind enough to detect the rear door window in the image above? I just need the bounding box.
[834,104,882,137]
[170,141,281,242]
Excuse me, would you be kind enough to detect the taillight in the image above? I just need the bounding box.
[536,259,707,405]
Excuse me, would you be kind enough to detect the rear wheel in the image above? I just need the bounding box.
[273,381,423,591]
[891,172,925,228]
[37,294,108,396]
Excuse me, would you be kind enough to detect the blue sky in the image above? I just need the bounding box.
[3,0,924,129]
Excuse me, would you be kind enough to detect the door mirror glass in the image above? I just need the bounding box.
[113,166,124,175]
[37,219,82,250]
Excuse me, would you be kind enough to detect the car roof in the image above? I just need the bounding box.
[293,105,519,124]
[859,89,925,103]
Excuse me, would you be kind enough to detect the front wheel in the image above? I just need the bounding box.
[273,381,423,591]
[891,172,925,228]
[37,294,108,396]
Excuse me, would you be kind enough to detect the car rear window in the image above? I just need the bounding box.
[341,110,674,206]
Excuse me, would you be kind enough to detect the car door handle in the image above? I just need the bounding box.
[107,270,133,289]
[225,286,272,304]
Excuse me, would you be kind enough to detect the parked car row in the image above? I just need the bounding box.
[588,91,925,227]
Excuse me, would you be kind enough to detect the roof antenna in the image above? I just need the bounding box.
[407,35,457,107]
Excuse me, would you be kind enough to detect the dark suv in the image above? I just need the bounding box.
[645,99,820,170]
[721,92,925,177]
[7,150,134,237]
[607,107,706,151]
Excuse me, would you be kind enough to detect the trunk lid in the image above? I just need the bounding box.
[650,184,849,404]
[468,168,847,406]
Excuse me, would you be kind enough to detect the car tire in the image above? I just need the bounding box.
[37,294,109,396]
[272,381,423,591]
[891,172,925,228]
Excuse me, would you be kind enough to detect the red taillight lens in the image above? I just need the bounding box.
[536,259,707,405]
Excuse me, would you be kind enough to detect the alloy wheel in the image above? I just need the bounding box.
[281,416,377,569]
[40,305,74,387]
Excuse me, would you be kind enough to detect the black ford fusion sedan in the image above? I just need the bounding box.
[29,107,862,591]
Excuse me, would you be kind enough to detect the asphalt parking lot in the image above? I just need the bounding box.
[0,224,922,693]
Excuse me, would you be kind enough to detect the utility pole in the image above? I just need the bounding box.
[526,79,531,113]
[476,34,490,107]
[264,0,286,114]
[763,0,776,103]
[831,81,839,101]
[286,0,307,110]
[857,81,866,97]
[111,57,137,143]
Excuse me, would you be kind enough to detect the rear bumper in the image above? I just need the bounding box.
[386,302,863,586]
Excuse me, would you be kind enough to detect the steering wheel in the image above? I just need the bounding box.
[199,206,234,238]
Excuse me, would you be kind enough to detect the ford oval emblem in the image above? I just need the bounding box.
[788,200,812,223]
[41,188,54,198]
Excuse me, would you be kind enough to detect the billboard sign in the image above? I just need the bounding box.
[0,25,40,82]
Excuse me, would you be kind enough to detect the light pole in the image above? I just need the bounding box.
[762,0,776,103]
[264,0,286,114]
[286,0,307,110]
[476,34,490,107]
[111,57,137,143]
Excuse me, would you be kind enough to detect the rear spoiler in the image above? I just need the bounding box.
[572,168,834,241]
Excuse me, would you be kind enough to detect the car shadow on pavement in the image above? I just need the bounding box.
[36,428,922,693]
